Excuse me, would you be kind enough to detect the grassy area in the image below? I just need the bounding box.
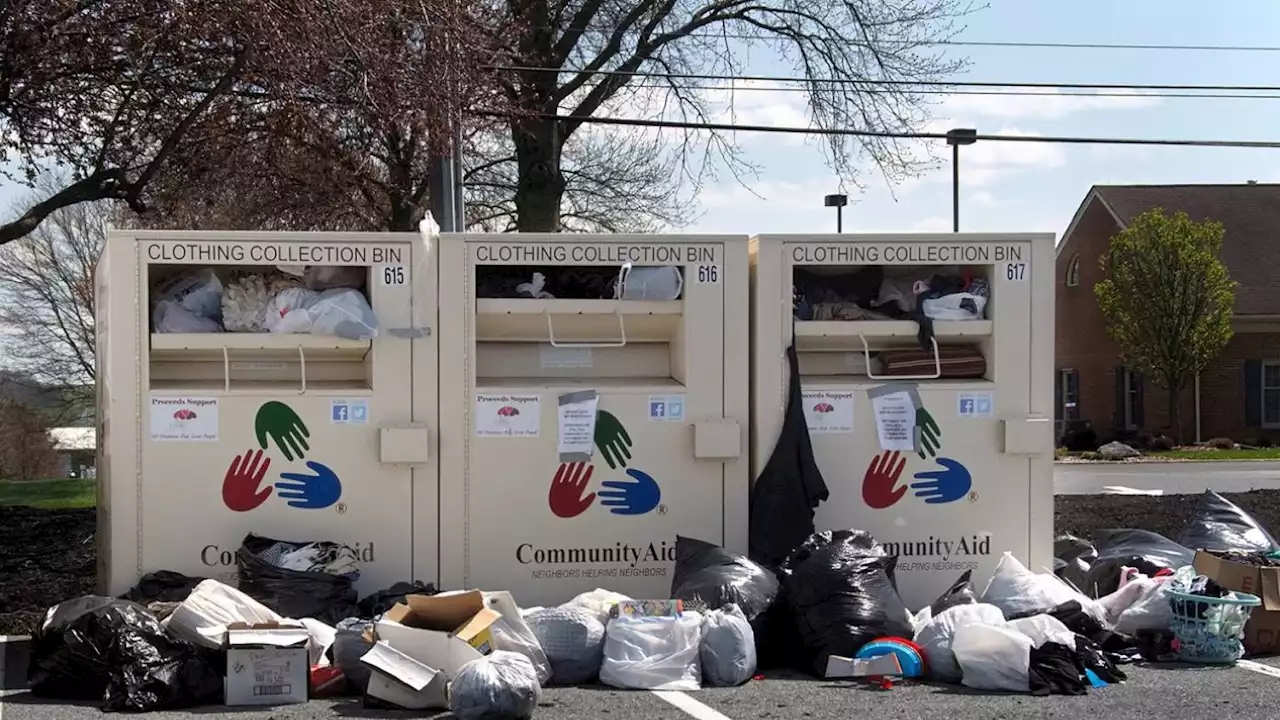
[0,478,97,509]
[1057,447,1280,462]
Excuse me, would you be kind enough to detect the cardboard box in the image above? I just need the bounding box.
[375,590,499,678]
[1191,551,1280,655]
[825,653,903,679]
[361,641,448,710]
[224,622,311,706]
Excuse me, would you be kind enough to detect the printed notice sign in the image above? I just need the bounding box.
[868,385,917,452]
[802,391,854,434]
[558,390,599,462]
[476,394,541,437]
[150,396,219,442]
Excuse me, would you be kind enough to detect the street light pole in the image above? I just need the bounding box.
[824,193,848,233]
[945,128,977,233]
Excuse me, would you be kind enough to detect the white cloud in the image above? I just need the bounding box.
[970,190,997,207]
[939,89,1162,123]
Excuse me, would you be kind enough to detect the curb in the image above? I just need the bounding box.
[0,635,32,691]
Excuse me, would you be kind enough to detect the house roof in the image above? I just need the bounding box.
[1071,184,1280,316]
[49,427,95,452]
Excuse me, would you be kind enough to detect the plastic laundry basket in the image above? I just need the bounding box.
[1167,588,1260,664]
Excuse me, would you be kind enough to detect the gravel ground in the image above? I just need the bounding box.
[6,491,1280,635]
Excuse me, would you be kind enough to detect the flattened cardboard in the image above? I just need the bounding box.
[825,653,903,679]
[360,640,448,710]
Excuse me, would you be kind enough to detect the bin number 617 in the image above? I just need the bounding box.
[1003,262,1027,282]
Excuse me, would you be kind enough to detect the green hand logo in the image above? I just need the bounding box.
[255,401,311,462]
[594,410,633,470]
[915,406,942,460]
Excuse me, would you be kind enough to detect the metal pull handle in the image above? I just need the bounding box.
[297,346,308,394]
[861,334,942,380]
[545,311,628,348]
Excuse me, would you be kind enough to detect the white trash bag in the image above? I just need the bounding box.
[484,591,552,686]
[600,612,703,691]
[1103,574,1176,635]
[922,292,987,321]
[1007,614,1075,649]
[153,300,222,333]
[699,605,756,687]
[526,606,606,684]
[164,579,283,649]
[449,651,541,720]
[154,268,224,320]
[565,588,631,626]
[952,623,1033,693]
[913,603,1006,683]
[981,552,1105,622]
[265,287,320,333]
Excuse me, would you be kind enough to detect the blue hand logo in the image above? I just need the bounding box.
[910,457,972,504]
[276,461,343,509]
[598,468,661,516]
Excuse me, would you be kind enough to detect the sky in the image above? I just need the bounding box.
[679,0,1280,238]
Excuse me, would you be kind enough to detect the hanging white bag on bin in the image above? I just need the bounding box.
[921,292,986,321]
[952,623,1033,693]
[913,603,1005,683]
[600,612,703,691]
[614,264,683,301]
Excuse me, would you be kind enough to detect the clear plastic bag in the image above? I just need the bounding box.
[265,287,320,333]
[615,265,683,300]
[153,300,222,333]
[301,288,379,340]
[699,605,756,687]
[154,269,224,320]
[485,591,553,686]
[449,651,541,720]
[600,612,703,691]
[565,588,631,626]
[913,603,1006,683]
[952,623,1033,692]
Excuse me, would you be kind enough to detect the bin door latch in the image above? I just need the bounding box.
[694,420,742,460]
[1001,417,1054,456]
[380,424,431,464]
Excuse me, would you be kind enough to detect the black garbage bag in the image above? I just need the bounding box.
[121,570,207,604]
[778,530,912,676]
[235,533,359,624]
[749,338,829,570]
[671,536,779,621]
[1083,530,1193,598]
[28,596,222,712]
[358,581,437,618]
[1177,490,1280,554]
[1054,534,1097,592]
[929,570,978,616]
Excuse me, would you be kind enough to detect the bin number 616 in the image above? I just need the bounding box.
[696,265,720,284]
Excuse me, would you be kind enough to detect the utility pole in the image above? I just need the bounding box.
[824,193,848,233]
[946,128,978,232]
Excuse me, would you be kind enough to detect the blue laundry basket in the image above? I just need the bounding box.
[1167,588,1261,664]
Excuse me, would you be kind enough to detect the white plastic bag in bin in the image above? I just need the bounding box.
[922,292,986,321]
[267,287,379,340]
[599,612,702,691]
[154,268,223,319]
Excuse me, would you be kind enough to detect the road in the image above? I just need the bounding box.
[1054,461,1280,495]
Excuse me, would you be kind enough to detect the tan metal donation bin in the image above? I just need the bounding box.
[750,233,1056,610]
[436,233,750,606]
[95,230,438,597]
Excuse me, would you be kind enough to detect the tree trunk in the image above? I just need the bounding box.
[1168,387,1183,445]
[511,116,567,232]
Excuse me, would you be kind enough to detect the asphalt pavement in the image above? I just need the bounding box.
[4,662,1280,720]
[1054,460,1280,495]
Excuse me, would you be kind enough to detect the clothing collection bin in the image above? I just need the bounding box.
[749,233,1056,610]
[95,230,439,597]
[436,233,751,606]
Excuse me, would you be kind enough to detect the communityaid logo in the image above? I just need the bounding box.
[882,534,992,572]
[517,540,677,568]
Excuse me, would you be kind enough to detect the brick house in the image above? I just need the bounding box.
[1055,183,1280,445]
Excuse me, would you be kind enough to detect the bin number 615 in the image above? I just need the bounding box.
[381,266,406,286]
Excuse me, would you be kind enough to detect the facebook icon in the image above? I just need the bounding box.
[958,396,975,417]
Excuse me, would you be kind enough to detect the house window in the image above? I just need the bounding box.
[1065,254,1080,287]
[1263,361,1280,427]
[1124,369,1143,430]
[1058,369,1079,421]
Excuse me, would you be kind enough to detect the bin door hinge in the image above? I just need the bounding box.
[380,424,431,464]
[694,420,742,460]
[1001,417,1054,455]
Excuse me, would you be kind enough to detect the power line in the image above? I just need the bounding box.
[531,26,1280,52]
[498,64,1280,94]
[478,111,1280,149]
[601,82,1280,101]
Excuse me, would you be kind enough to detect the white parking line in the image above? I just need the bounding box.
[652,690,734,720]
[1238,659,1280,680]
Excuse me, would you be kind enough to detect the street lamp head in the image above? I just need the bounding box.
[823,193,848,208]
[946,127,978,146]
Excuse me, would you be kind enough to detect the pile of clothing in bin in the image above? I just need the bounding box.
[476,265,684,301]
[151,265,378,340]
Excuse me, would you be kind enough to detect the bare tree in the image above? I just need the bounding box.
[465,124,695,232]
[494,0,977,231]
[0,174,107,402]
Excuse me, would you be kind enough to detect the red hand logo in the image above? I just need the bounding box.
[862,451,908,510]
[549,462,596,518]
[223,449,273,512]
